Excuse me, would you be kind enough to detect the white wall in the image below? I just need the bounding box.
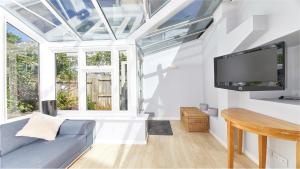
[200,0,300,168]
[143,41,204,119]
[286,45,300,96]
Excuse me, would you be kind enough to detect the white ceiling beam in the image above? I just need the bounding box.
[91,0,117,40]
[40,0,82,41]
[142,0,150,20]
[128,0,194,40]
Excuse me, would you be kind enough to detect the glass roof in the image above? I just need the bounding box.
[139,18,213,47]
[138,0,221,55]
[0,0,221,44]
[148,0,170,17]
[158,0,221,29]
[48,0,112,41]
[1,0,77,41]
[97,0,145,39]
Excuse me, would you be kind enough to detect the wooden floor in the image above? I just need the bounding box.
[70,121,257,169]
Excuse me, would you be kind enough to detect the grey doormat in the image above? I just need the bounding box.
[148,120,173,136]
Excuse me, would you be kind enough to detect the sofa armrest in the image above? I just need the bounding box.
[58,120,95,136]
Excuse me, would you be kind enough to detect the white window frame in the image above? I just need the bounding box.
[51,44,137,117]
[0,8,44,123]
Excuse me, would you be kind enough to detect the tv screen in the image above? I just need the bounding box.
[214,42,285,91]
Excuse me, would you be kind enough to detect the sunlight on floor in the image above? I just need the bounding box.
[70,121,257,169]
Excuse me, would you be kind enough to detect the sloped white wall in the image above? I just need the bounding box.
[201,0,300,168]
[143,41,204,119]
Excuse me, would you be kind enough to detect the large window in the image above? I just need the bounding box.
[54,48,133,114]
[6,23,39,119]
[56,53,78,110]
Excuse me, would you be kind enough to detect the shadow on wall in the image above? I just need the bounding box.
[143,43,205,119]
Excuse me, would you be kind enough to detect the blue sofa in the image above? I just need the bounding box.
[0,118,96,169]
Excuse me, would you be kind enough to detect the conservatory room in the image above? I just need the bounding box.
[0,0,300,169]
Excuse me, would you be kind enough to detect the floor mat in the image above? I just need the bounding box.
[148,120,173,136]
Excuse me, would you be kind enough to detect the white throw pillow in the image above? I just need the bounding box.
[16,113,65,141]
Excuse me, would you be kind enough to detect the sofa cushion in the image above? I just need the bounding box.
[59,120,95,135]
[2,135,86,169]
[0,119,39,156]
[16,113,65,141]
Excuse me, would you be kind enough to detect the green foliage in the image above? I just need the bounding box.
[56,53,77,82]
[87,96,111,110]
[277,54,284,64]
[87,51,111,66]
[87,96,97,110]
[7,32,21,44]
[120,52,127,62]
[6,31,39,116]
[57,91,78,110]
[18,102,34,113]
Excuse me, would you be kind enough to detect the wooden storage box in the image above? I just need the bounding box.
[180,107,209,132]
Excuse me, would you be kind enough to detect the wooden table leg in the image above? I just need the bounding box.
[297,141,300,169]
[237,129,243,154]
[258,135,267,169]
[227,121,234,169]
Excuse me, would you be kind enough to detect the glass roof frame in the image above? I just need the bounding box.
[137,0,222,55]
[1,0,221,44]
[40,0,82,41]
[96,0,147,39]
[46,0,112,41]
[2,0,166,42]
[91,0,116,40]
[1,0,80,42]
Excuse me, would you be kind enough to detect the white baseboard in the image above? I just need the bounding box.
[209,130,259,165]
[209,129,227,148]
[244,150,259,165]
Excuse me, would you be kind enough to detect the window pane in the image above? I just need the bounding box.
[97,0,145,39]
[6,23,39,119]
[1,0,77,42]
[148,0,170,17]
[48,0,111,40]
[158,0,221,29]
[86,51,111,66]
[87,73,112,110]
[119,51,128,111]
[138,18,213,47]
[56,53,78,110]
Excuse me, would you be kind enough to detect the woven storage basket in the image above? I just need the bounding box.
[180,107,209,132]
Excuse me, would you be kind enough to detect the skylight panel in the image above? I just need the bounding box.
[158,0,221,29]
[97,0,145,39]
[138,0,221,55]
[148,0,170,17]
[48,0,111,40]
[1,0,78,42]
[139,18,213,47]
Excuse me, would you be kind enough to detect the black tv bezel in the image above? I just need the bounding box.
[214,42,286,91]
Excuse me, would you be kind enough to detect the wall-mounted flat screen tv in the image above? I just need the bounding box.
[214,42,285,91]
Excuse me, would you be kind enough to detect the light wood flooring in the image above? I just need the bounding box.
[70,121,257,168]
